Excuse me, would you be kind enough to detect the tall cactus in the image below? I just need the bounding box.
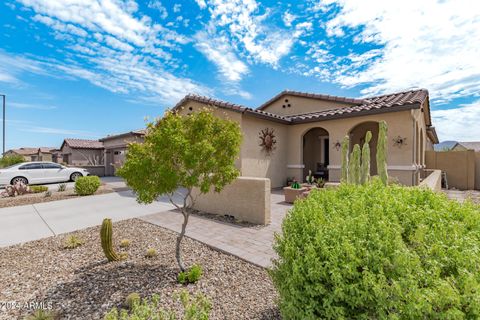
[360,131,372,185]
[100,218,120,262]
[376,121,388,185]
[349,144,361,185]
[341,135,349,183]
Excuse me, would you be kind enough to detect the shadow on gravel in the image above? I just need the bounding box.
[44,262,178,319]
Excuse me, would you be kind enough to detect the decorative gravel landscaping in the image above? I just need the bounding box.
[0,185,124,208]
[0,219,279,319]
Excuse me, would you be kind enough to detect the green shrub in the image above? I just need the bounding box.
[124,293,141,309]
[44,190,52,197]
[57,183,67,192]
[0,154,25,168]
[63,235,84,249]
[74,176,101,196]
[26,309,55,320]
[31,185,48,193]
[119,239,131,248]
[104,290,211,320]
[271,179,480,319]
[178,264,203,284]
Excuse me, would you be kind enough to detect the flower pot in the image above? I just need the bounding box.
[283,186,308,203]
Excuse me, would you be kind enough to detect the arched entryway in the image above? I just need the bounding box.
[349,121,379,176]
[302,127,329,181]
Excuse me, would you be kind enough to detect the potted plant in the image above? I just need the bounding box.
[283,179,307,203]
[316,177,326,188]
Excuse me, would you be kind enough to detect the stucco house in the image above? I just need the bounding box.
[59,139,104,166]
[5,147,56,161]
[99,129,146,176]
[452,142,480,152]
[174,88,438,188]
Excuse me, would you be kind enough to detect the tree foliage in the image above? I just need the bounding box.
[0,154,25,168]
[118,108,242,271]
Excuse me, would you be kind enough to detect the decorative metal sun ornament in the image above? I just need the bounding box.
[259,128,277,154]
[393,136,407,148]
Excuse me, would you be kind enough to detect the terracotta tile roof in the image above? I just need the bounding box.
[9,147,39,155]
[286,89,429,122]
[257,90,365,110]
[454,141,480,152]
[173,89,429,124]
[39,147,56,153]
[63,139,104,149]
[100,129,147,141]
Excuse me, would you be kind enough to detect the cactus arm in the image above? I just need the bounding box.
[376,121,388,185]
[341,136,349,183]
[101,218,120,262]
[350,144,361,185]
[361,131,372,185]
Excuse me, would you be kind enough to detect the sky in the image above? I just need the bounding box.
[0,0,479,149]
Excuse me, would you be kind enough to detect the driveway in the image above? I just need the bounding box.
[0,187,178,247]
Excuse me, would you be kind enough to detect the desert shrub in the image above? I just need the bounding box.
[271,179,480,319]
[63,235,84,249]
[44,190,52,197]
[119,239,131,248]
[0,154,25,168]
[178,264,203,284]
[145,248,157,258]
[74,176,100,196]
[31,185,48,193]
[26,309,55,320]
[57,183,67,192]
[124,293,141,309]
[104,291,211,320]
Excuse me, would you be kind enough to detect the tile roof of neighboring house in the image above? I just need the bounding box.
[257,90,366,110]
[453,141,480,152]
[99,129,147,141]
[63,139,104,149]
[174,89,430,125]
[8,147,39,155]
[39,147,57,153]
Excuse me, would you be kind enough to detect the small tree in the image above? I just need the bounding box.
[0,154,25,168]
[117,109,242,271]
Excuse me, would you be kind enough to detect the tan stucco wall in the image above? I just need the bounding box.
[102,134,144,149]
[419,169,442,191]
[286,110,417,186]
[261,95,355,116]
[61,144,104,166]
[191,177,271,225]
[475,152,480,190]
[103,134,145,176]
[426,150,475,190]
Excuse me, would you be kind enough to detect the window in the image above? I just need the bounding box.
[19,163,43,170]
[43,163,62,169]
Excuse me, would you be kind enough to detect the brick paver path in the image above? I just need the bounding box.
[444,189,480,204]
[141,190,292,268]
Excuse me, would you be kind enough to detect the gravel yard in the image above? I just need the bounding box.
[0,219,279,319]
[0,185,120,208]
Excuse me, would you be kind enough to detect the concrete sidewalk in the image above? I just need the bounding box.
[0,190,176,247]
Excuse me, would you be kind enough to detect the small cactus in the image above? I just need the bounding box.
[360,131,372,185]
[64,234,84,249]
[145,248,157,258]
[341,136,349,183]
[348,144,361,185]
[100,218,120,262]
[120,239,131,248]
[376,121,388,185]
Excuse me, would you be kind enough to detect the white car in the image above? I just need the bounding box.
[0,162,90,186]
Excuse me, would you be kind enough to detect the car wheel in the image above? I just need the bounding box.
[11,176,28,185]
[70,172,82,182]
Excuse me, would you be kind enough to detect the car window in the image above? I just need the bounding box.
[19,163,44,170]
[43,163,62,169]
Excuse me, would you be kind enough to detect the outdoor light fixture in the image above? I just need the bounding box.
[334,141,341,151]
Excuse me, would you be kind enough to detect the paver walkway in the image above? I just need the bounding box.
[444,189,480,203]
[141,190,292,268]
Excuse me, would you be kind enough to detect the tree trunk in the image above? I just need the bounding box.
[175,209,189,272]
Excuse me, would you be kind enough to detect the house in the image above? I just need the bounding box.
[4,147,56,161]
[59,139,104,166]
[451,142,480,152]
[174,88,438,188]
[99,129,146,176]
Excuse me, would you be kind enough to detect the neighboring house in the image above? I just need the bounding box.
[174,89,439,187]
[99,129,146,176]
[4,147,56,161]
[60,139,104,166]
[452,142,480,152]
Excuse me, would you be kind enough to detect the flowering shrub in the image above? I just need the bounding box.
[271,179,480,319]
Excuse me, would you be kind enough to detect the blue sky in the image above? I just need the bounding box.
[1,0,479,149]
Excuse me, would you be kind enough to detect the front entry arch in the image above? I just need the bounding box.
[349,121,379,176]
[302,127,329,181]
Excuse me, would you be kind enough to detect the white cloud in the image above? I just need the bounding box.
[10,102,57,110]
[315,0,480,102]
[0,50,50,84]
[21,126,98,136]
[195,0,207,9]
[283,11,296,27]
[173,4,181,13]
[33,14,88,37]
[431,100,480,141]
[148,0,168,19]
[195,32,248,82]
[105,35,134,52]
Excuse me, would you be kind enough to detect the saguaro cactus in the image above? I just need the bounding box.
[100,218,120,262]
[349,144,361,185]
[341,136,349,183]
[360,131,372,185]
[376,121,388,185]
